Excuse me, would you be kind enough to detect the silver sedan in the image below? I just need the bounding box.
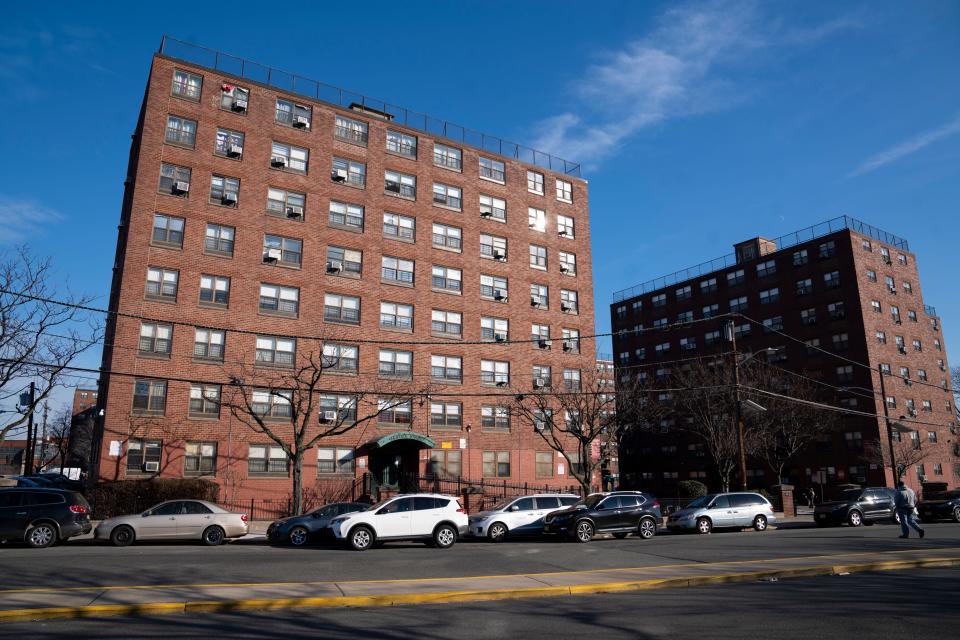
[95,500,248,546]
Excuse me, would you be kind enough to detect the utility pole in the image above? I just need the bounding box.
[876,365,899,487]
[39,400,49,473]
[726,320,748,491]
[23,382,36,475]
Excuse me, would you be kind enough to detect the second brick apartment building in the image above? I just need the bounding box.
[93,38,595,504]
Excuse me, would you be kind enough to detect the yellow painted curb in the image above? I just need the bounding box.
[0,556,956,623]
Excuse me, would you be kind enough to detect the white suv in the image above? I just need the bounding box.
[330,493,468,551]
[469,494,580,541]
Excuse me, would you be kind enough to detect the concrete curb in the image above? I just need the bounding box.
[0,555,956,622]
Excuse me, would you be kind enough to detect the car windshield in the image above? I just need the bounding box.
[685,495,715,509]
[572,494,605,509]
[490,498,516,511]
[836,489,863,502]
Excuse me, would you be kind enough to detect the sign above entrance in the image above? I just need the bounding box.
[369,431,436,449]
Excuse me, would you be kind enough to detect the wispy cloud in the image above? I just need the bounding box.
[847,114,960,178]
[0,24,108,102]
[0,196,64,244]
[532,1,861,166]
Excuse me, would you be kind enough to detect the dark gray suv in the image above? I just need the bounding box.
[0,488,92,548]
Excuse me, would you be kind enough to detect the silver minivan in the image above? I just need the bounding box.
[667,492,776,534]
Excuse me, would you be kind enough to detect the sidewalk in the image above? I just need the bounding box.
[1,546,956,622]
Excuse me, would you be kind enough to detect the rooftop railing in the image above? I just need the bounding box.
[158,36,582,178]
[924,304,938,317]
[612,215,910,302]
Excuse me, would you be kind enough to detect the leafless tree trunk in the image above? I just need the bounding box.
[43,406,74,471]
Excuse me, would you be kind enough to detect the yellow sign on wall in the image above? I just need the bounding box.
[441,441,453,449]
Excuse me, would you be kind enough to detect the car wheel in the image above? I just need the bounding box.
[612,532,629,539]
[202,526,226,546]
[953,506,960,524]
[848,510,863,527]
[575,520,594,543]
[350,526,374,551]
[638,517,657,539]
[110,525,135,547]
[26,523,57,549]
[434,524,457,549]
[753,515,768,531]
[696,517,712,534]
[288,526,309,547]
[487,522,508,542]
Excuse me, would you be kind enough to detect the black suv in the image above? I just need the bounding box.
[0,488,92,547]
[543,491,662,542]
[814,487,898,527]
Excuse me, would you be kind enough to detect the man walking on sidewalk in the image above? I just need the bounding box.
[895,481,924,539]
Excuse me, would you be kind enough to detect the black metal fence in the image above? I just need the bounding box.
[220,498,292,521]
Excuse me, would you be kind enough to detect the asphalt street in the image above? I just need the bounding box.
[2,567,956,639]
[0,521,957,590]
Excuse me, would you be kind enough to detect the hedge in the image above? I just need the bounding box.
[677,480,708,500]
[88,478,220,518]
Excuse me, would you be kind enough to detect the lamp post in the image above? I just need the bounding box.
[725,320,773,491]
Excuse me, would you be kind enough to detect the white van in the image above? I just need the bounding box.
[330,493,468,551]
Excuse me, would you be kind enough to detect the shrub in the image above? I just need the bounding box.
[88,478,220,518]
[677,480,708,500]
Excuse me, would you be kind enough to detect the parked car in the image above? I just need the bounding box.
[468,494,580,541]
[542,491,662,542]
[94,500,248,546]
[32,473,85,493]
[814,487,898,527]
[267,502,369,546]
[667,492,776,534]
[1,477,43,488]
[918,489,960,523]
[0,488,92,548]
[330,493,468,551]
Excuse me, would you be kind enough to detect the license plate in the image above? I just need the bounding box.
[817,514,826,519]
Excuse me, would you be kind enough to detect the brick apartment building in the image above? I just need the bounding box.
[610,217,956,497]
[73,389,98,416]
[93,38,595,504]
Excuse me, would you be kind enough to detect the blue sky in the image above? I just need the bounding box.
[0,0,957,414]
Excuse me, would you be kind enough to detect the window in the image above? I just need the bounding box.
[481,274,508,301]
[903,281,913,294]
[326,246,363,277]
[480,234,508,261]
[380,302,413,330]
[562,328,580,353]
[323,293,360,324]
[431,309,462,337]
[251,390,293,420]
[897,253,908,266]
[248,444,288,474]
[274,98,311,129]
[165,115,197,147]
[319,394,357,424]
[481,360,510,386]
[867,269,877,282]
[255,336,295,367]
[529,244,547,269]
[871,300,882,313]
[563,368,581,391]
[432,223,462,251]
[433,183,462,209]
[917,368,927,382]
[653,317,668,329]
[705,330,721,346]
[560,290,578,313]
[880,246,891,263]
[934,339,942,351]
[734,323,751,338]
[270,141,308,173]
[557,214,575,238]
[379,349,413,379]
[430,402,462,430]
[792,249,808,266]
[522,207,546,234]
[132,380,167,415]
[527,170,544,194]
[184,442,217,475]
[832,333,849,350]
[675,285,692,301]
[322,343,358,373]
[759,288,780,304]
[819,240,836,258]
[266,187,306,220]
[700,277,718,293]
[536,452,553,477]
[209,175,240,207]
[796,278,813,296]
[152,214,185,249]
[824,270,840,288]
[331,157,366,188]
[727,269,746,286]
[328,200,364,231]
[214,127,244,159]
[386,130,417,157]
[680,337,697,351]
[836,366,854,384]
[127,438,162,473]
[384,169,416,199]
[880,363,892,374]
[885,275,896,293]
[556,179,572,202]
[473,316,508,346]
[381,256,415,285]
[433,143,462,170]
[655,341,670,356]
[532,323,551,349]
[317,448,354,474]
[263,235,302,267]
[172,69,201,99]
[189,384,221,418]
[377,399,412,426]
[483,451,510,477]
[383,212,415,241]
[729,296,748,312]
[204,223,235,257]
[481,406,511,431]
[429,450,462,477]
[193,328,224,362]
[145,267,178,302]
[534,409,554,432]
[220,82,248,112]
[828,301,846,320]
[912,339,922,352]
[533,364,552,388]
[480,194,506,221]
[907,309,918,322]
[199,274,230,307]
[431,355,462,383]
[159,163,191,196]
[479,156,505,182]
[334,115,368,145]
[762,316,783,332]
[756,260,776,278]
[431,265,462,293]
[876,330,887,344]
[139,322,172,357]
[703,303,719,318]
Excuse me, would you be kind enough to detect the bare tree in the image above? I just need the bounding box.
[0,247,100,443]
[41,406,73,472]
[863,434,933,484]
[608,368,670,488]
[221,349,426,515]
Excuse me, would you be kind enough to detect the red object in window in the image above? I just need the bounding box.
[222,84,234,92]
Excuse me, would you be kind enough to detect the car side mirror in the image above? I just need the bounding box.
[142,512,150,517]
[509,505,519,512]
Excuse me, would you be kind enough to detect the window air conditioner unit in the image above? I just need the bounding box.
[898,346,906,354]
[908,409,917,417]
[263,248,282,263]
[561,303,571,312]
[232,98,248,112]
[286,205,304,219]
[144,461,160,473]
[888,286,896,294]
[533,379,544,389]
[537,339,549,349]
[558,229,568,237]
[294,115,310,128]
[319,410,337,424]
[560,266,570,274]
[331,170,347,183]
[494,333,507,343]
[221,192,238,205]
[327,260,343,273]
[496,380,508,387]
[883,256,892,264]
[493,251,505,261]
[494,290,506,301]
[530,296,540,307]
[228,144,243,157]
[173,181,190,194]
[480,210,493,218]
[563,341,574,352]
[271,156,287,168]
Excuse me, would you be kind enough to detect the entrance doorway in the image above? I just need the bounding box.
[364,432,436,495]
